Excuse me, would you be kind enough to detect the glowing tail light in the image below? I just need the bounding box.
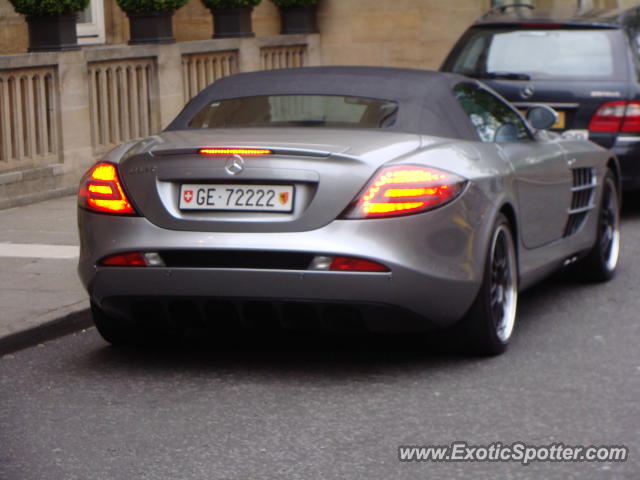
[78,162,136,215]
[589,101,640,133]
[342,165,466,219]
[199,148,272,155]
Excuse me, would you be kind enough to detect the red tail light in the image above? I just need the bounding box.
[78,162,136,215]
[329,256,389,272]
[622,102,640,132]
[199,148,272,155]
[342,166,466,219]
[308,255,389,272]
[100,252,164,267]
[589,101,640,133]
[101,252,147,266]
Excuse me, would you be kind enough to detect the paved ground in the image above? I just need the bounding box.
[0,196,89,348]
[1,199,639,479]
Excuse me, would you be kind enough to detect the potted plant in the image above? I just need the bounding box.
[270,0,318,34]
[201,0,261,39]
[8,0,90,52]
[116,0,190,45]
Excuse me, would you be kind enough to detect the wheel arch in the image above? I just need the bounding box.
[606,157,622,203]
[498,202,519,257]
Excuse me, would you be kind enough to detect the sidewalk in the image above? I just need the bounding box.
[0,195,91,354]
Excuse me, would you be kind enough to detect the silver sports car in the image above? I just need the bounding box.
[77,66,621,355]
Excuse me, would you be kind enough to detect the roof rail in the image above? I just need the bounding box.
[481,3,535,19]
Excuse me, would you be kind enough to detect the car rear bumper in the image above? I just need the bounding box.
[78,196,491,330]
[98,295,439,334]
[610,138,640,190]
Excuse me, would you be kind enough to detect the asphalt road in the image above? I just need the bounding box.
[2,200,640,480]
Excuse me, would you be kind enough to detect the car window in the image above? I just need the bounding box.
[188,94,399,129]
[452,35,487,73]
[449,28,625,81]
[454,83,530,143]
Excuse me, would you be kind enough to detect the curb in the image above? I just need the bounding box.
[0,306,93,356]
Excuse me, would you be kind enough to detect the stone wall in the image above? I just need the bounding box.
[316,0,490,70]
[0,1,27,54]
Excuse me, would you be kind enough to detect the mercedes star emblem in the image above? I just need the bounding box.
[224,155,246,175]
[520,84,535,99]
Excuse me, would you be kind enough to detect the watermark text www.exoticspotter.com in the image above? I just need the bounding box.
[398,442,628,466]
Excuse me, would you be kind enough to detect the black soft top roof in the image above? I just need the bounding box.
[167,66,479,141]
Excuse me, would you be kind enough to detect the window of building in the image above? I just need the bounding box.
[77,0,105,45]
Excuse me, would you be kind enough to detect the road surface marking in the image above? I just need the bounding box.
[0,243,79,259]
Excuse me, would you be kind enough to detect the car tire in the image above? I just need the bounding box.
[91,301,181,347]
[463,213,518,356]
[576,169,620,282]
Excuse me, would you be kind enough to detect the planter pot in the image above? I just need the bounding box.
[127,10,176,45]
[26,14,80,52]
[279,5,318,34]
[211,7,255,39]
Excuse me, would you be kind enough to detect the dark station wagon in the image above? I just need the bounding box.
[441,4,640,190]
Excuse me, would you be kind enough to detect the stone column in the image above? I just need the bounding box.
[57,49,93,176]
[155,43,185,129]
[238,37,261,73]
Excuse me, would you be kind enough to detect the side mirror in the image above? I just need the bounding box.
[526,105,558,130]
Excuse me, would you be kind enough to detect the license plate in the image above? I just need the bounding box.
[561,129,589,141]
[180,184,294,212]
[520,109,566,129]
[551,111,566,130]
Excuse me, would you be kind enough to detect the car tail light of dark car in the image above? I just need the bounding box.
[589,101,640,133]
[342,165,466,219]
[78,162,137,215]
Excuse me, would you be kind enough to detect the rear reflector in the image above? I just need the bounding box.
[100,252,165,267]
[342,165,466,219]
[330,256,389,272]
[101,252,147,266]
[78,162,136,215]
[309,255,389,272]
[589,101,640,133]
[199,148,272,156]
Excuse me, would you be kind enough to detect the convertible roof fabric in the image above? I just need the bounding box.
[167,66,480,141]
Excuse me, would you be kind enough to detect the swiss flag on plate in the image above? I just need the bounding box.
[183,190,194,203]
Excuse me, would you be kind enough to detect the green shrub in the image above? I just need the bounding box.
[8,0,90,16]
[269,0,317,7]
[116,0,190,13]
[201,0,261,9]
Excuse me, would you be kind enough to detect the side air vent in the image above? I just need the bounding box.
[564,167,596,237]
